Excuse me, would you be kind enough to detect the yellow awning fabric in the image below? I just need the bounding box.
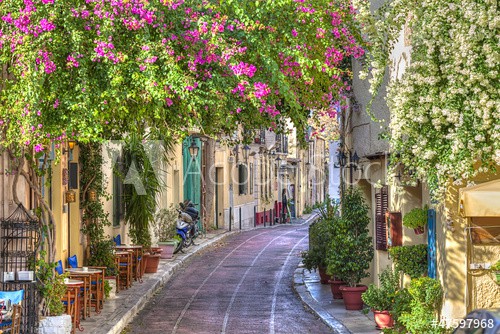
[459,179,500,217]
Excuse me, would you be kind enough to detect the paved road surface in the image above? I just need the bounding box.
[126,222,332,334]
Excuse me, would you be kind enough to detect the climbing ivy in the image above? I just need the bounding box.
[79,142,115,275]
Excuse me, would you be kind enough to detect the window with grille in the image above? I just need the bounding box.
[375,185,388,250]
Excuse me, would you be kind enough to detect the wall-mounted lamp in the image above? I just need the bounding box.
[334,151,347,168]
[242,144,250,162]
[188,138,199,160]
[351,151,360,170]
[65,190,76,203]
[63,139,77,155]
[87,189,98,202]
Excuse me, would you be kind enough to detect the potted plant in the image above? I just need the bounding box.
[403,207,427,234]
[122,134,165,273]
[301,197,338,284]
[153,205,179,259]
[389,244,428,279]
[491,260,500,284]
[327,187,374,310]
[398,277,444,334]
[362,267,401,329]
[37,256,73,332]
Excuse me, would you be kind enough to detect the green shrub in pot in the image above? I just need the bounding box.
[301,197,338,272]
[362,267,401,312]
[389,244,428,279]
[326,187,373,287]
[399,277,445,334]
[402,207,427,229]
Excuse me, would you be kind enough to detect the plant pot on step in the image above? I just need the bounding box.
[328,279,345,299]
[413,226,425,235]
[144,253,161,273]
[373,310,394,329]
[157,241,176,259]
[339,285,367,310]
[318,266,331,284]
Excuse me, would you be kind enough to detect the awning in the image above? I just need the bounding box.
[459,179,500,217]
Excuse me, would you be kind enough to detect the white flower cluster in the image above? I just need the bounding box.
[361,0,499,198]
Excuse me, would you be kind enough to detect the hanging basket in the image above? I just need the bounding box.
[413,226,425,235]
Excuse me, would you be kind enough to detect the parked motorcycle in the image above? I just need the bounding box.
[173,201,200,254]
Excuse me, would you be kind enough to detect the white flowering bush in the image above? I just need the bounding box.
[355,0,500,197]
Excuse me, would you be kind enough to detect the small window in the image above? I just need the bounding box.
[249,163,254,194]
[113,156,124,227]
[238,164,248,195]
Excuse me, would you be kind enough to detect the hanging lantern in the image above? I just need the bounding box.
[88,189,97,202]
[65,190,76,203]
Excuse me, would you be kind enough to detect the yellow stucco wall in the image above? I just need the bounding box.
[439,173,500,320]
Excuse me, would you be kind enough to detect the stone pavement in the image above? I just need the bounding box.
[75,214,378,334]
[293,266,380,334]
[78,217,308,334]
[80,229,235,334]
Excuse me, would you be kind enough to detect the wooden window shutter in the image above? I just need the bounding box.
[375,186,389,250]
[387,212,402,247]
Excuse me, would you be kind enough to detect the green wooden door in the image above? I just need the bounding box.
[182,137,202,212]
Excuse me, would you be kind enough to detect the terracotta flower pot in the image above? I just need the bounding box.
[339,285,367,310]
[373,310,394,329]
[413,226,425,235]
[328,279,345,299]
[144,253,161,273]
[157,242,176,259]
[318,266,331,284]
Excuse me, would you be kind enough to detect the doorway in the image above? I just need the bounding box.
[215,167,224,229]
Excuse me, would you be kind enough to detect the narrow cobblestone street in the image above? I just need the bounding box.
[125,222,332,334]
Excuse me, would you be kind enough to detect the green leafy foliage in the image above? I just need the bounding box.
[103,280,112,299]
[80,142,116,275]
[301,218,335,272]
[122,134,163,249]
[154,205,178,243]
[36,250,69,316]
[399,277,444,334]
[327,187,374,286]
[302,205,313,215]
[490,260,500,271]
[389,244,428,279]
[302,197,339,271]
[362,267,401,311]
[403,207,427,229]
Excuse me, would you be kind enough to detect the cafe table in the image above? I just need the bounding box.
[65,268,103,318]
[63,278,84,333]
[115,245,143,282]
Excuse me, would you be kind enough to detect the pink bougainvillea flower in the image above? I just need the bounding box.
[34,144,44,152]
[254,82,270,99]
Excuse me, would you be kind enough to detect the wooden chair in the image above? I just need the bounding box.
[88,266,106,312]
[115,251,132,291]
[62,281,83,334]
[0,290,24,334]
[68,273,91,319]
